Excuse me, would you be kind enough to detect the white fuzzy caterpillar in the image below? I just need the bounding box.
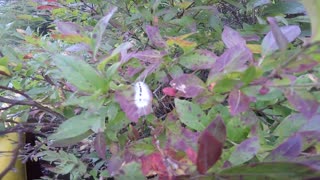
[134,81,152,109]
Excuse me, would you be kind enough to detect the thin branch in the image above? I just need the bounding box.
[0,85,33,100]
[0,96,65,120]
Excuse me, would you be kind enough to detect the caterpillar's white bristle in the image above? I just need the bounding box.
[134,81,152,109]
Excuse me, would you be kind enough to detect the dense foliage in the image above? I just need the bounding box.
[1,0,320,179]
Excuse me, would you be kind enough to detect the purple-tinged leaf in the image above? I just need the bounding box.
[240,110,259,126]
[125,66,143,77]
[242,34,260,42]
[130,50,165,80]
[115,83,153,122]
[131,50,165,63]
[92,7,117,59]
[65,43,90,52]
[222,26,246,48]
[261,25,301,56]
[98,42,133,70]
[298,131,320,150]
[197,131,223,174]
[170,74,206,98]
[56,21,82,35]
[208,45,253,83]
[293,154,320,171]
[94,132,107,160]
[228,89,252,116]
[145,25,166,48]
[107,156,123,176]
[284,90,319,119]
[205,116,227,144]
[266,134,302,161]
[267,17,289,51]
[284,60,318,74]
[137,62,161,81]
[229,136,260,166]
[299,115,320,132]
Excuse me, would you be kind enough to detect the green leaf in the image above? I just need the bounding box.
[49,112,105,142]
[53,55,107,93]
[175,99,208,131]
[49,131,93,147]
[263,2,305,16]
[213,78,239,93]
[226,117,250,143]
[117,162,145,180]
[302,0,320,42]
[218,162,320,179]
[241,66,262,85]
[128,137,155,156]
[273,113,307,143]
[106,111,130,141]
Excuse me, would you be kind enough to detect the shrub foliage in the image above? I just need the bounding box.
[1,0,320,179]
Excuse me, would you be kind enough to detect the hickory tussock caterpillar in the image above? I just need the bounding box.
[134,81,152,110]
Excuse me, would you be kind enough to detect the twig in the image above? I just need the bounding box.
[0,96,65,121]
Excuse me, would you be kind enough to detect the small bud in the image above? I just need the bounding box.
[259,86,269,95]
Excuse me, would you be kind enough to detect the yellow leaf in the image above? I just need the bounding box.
[0,65,11,76]
[51,34,91,44]
[246,44,262,54]
[166,33,197,53]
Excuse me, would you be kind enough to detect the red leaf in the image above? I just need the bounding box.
[196,116,226,174]
[197,131,223,174]
[141,152,167,176]
[94,132,107,160]
[186,147,197,164]
[37,5,60,10]
[162,87,177,96]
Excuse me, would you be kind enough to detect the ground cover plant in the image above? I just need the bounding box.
[1,0,320,179]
